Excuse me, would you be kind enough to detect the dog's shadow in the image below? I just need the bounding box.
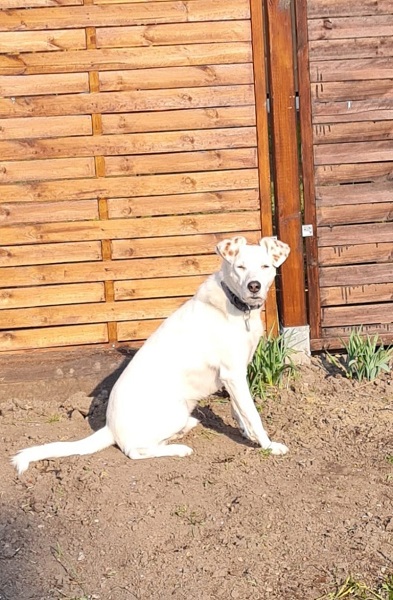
[87,349,254,449]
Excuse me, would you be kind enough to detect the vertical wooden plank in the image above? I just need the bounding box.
[264,0,307,327]
[295,0,321,340]
[250,0,278,335]
[86,8,117,344]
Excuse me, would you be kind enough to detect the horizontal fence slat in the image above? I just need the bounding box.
[0,241,102,267]
[319,242,393,266]
[318,223,393,247]
[322,303,393,326]
[0,29,86,53]
[0,85,255,118]
[0,323,108,352]
[313,121,393,144]
[0,73,89,96]
[1,211,261,245]
[307,0,393,18]
[317,202,393,226]
[316,183,393,206]
[0,116,92,140]
[0,255,221,287]
[319,263,393,286]
[114,275,205,300]
[112,230,260,259]
[314,140,393,165]
[0,168,259,203]
[315,162,393,185]
[321,283,393,306]
[0,0,250,31]
[96,20,251,48]
[0,44,252,76]
[101,106,255,134]
[0,282,105,309]
[308,15,393,40]
[0,297,188,329]
[117,319,163,342]
[3,0,82,6]
[0,127,257,161]
[0,200,99,225]
[0,158,96,183]
[313,103,393,124]
[104,148,258,177]
[310,59,393,83]
[99,63,253,92]
[107,189,259,218]
[309,37,393,61]
[312,81,393,103]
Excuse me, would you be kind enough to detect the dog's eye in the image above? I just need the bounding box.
[261,265,270,269]
[237,265,246,270]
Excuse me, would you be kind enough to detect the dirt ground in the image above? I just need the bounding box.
[0,348,392,600]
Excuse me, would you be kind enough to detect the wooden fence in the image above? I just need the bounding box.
[297,0,393,349]
[1,0,299,353]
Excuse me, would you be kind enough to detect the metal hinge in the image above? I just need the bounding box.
[302,224,314,237]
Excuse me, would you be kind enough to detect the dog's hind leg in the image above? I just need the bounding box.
[127,444,193,460]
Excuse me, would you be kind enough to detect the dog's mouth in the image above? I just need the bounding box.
[246,294,265,306]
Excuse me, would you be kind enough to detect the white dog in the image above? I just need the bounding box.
[12,236,290,475]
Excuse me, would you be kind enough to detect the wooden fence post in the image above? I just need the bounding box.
[264,0,308,328]
[250,0,278,335]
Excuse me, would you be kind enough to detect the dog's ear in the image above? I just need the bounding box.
[216,236,247,263]
[259,237,290,268]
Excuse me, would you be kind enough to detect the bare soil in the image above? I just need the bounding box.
[0,349,392,600]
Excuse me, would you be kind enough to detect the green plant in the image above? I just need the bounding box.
[327,328,393,382]
[316,575,393,600]
[247,331,297,399]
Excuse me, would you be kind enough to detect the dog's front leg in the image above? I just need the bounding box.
[220,367,288,455]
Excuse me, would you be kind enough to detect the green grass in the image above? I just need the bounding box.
[247,330,298,399]
[316,575,393,600]
[327,328,393,382]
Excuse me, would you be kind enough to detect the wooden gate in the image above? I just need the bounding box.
[296,0,393,350]
[1,0,307,353]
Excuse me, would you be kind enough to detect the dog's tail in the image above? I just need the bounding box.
[11,425,115,476]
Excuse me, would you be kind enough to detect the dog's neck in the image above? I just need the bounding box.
[220,281,263,314]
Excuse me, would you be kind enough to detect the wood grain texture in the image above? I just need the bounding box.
[0,283,105,309]
[313,121,393,145]
[96,21,251,48]
[114,275,207,300]
[265,0,307,327]
[320,283,393,306]
[0,85,255,118]
[0,73,89,96]
[0,324,108,352]
[1,211,261,245]
[308,15,393,40]
[0,29,86,53]
[0,116,92,140]
[322,303,393,326]
[0,241,102,267]
[316,182,393,206]
[319,263,392,286]
[0,127,257,161]
[0,200,98,225]
[317,202,393,226]
[0,169,259,203]
[310,37,393,61]
[307,0,393,19]
[318,222,392,247]
[0,158,96,183]
[296,0,321,339]
[0,255,221,288]
[101,106,256,134]
[1,0,250,32]
[319,243,393,266]
[99,63,254,91]
[0,44,252,76]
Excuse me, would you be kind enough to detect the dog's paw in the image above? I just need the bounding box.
[175,444,194,457]
[267,441,289,456]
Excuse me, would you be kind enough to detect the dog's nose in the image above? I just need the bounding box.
[247,280,261,294]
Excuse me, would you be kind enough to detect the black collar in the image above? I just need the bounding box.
[221,281,263,313]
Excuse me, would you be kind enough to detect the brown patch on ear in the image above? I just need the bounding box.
[216,235,247,263]
[260,236,290,268]
[227,249,234,257]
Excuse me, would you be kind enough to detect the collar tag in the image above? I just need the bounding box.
[244,310,251,332]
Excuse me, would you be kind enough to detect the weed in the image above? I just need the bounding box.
[47,413,61,424]
[316,575,393,600]
[258,448,272,459]
[327,328,393,382]
[247,330,297,399]
[386,455,393,465]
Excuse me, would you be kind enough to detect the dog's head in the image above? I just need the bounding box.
[216,236,290,306]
